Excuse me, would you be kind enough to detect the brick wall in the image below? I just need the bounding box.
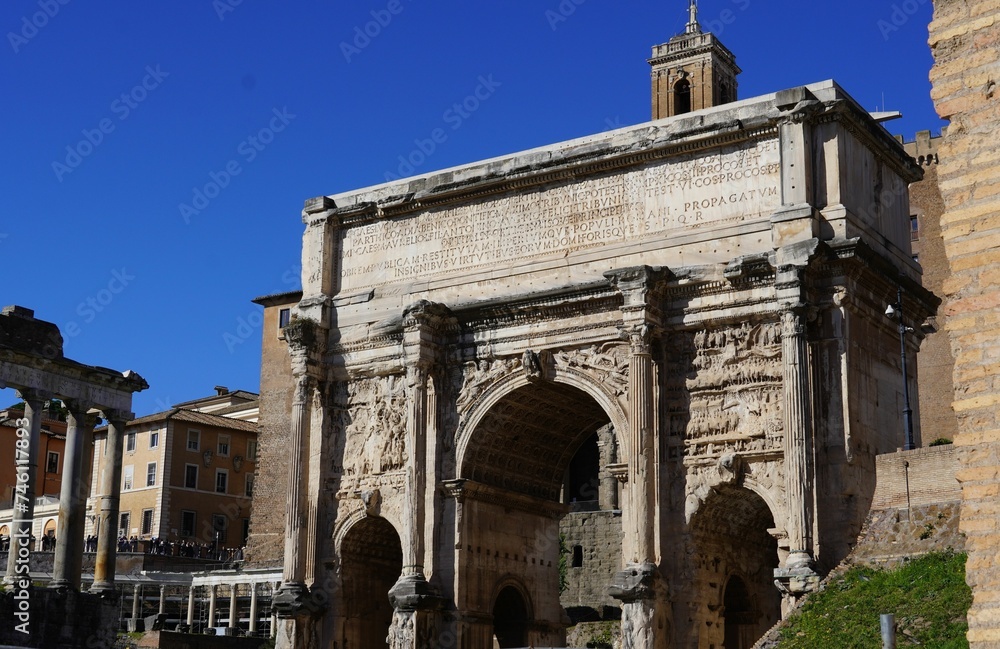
[872,445,960,510]
[928,1,1000,645]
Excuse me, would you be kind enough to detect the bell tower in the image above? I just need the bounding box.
[649,1,741,119]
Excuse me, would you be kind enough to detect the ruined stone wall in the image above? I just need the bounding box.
[560,509,623,622]
[929,1,1000,644]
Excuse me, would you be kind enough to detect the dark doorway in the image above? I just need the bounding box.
[723,575,755,649]
[493,586,529,648]
[567,432,600,504]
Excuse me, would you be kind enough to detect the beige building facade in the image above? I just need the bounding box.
[89,388,258,549]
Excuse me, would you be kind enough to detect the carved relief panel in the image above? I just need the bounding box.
[664,321,784,461]
[338,375,409,479]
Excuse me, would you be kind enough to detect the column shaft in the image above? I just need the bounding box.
[628,347,655,564]
[281,376,311,586]
[249,583,259,634]
[229,584,238,629]
[51,404,90,591]
[132,584,141,619]
[406,365,428,575]
[208,585,217,628]
[187,586,196,626]
[782,309,815,567]
[92,417,127,593]
[4,396,42,585]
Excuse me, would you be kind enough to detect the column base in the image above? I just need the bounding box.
[48,579,76,594]
[608,564,668,649]
[90,581,119,598]
[774,557,821,613]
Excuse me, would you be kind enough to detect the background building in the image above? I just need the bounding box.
[88,388,259,551]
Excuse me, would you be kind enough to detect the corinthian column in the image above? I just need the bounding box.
[605,267,669,649]
[781,307,815,570]
[771,249,822,608]
[275,372,313,609]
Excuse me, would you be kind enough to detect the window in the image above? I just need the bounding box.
[123,465,134,491]
[910,214,920,240]
[187,429,200,451]
[674,78,691,115]
[246,440,258,461]
[45,451,59,474]
[279,308,291,329]
[141,509,154,536]
[215,469,228,494]
[180,511,196,538]
[212,514,228,545]
[126,432,136,453]
[218,435,230,457]
[149,430,159,449]
[119,512,130,536]
[912,254,920,263]
[572,545,583,568]
[185,464,198,489]
[146,462,157,487]
[245,474,255,498]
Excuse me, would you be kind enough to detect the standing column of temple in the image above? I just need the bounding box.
[92,412,129,594]
[50,401,91,591]
[4,392,44,586]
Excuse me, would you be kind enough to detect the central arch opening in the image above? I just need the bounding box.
[340,516,402,649]
[461,379,619,645]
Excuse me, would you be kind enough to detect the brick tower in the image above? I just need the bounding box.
[649,1,741,119]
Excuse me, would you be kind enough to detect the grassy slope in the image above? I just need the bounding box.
[777,551,972,648]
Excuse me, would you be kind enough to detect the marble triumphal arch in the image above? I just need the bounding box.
[255,82,937,649]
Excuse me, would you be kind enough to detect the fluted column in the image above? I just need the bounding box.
[770,248,822,608]
[51,401,92,592]
[276,373,312,604]
[605,267,669,649]
[92,412,130,594]
[782,307,814,569]
[4,392,43,586]
[597,425,618,511]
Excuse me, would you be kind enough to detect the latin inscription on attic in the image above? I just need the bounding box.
[340,137,779,290]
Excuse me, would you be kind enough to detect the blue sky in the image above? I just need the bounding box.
[1,0,943,416]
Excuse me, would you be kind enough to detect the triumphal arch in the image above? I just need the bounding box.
[263,81,936,649]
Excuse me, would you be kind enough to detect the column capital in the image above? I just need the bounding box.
[604,266,672,306]
[100,409,134,425]
[15,388,51,404]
